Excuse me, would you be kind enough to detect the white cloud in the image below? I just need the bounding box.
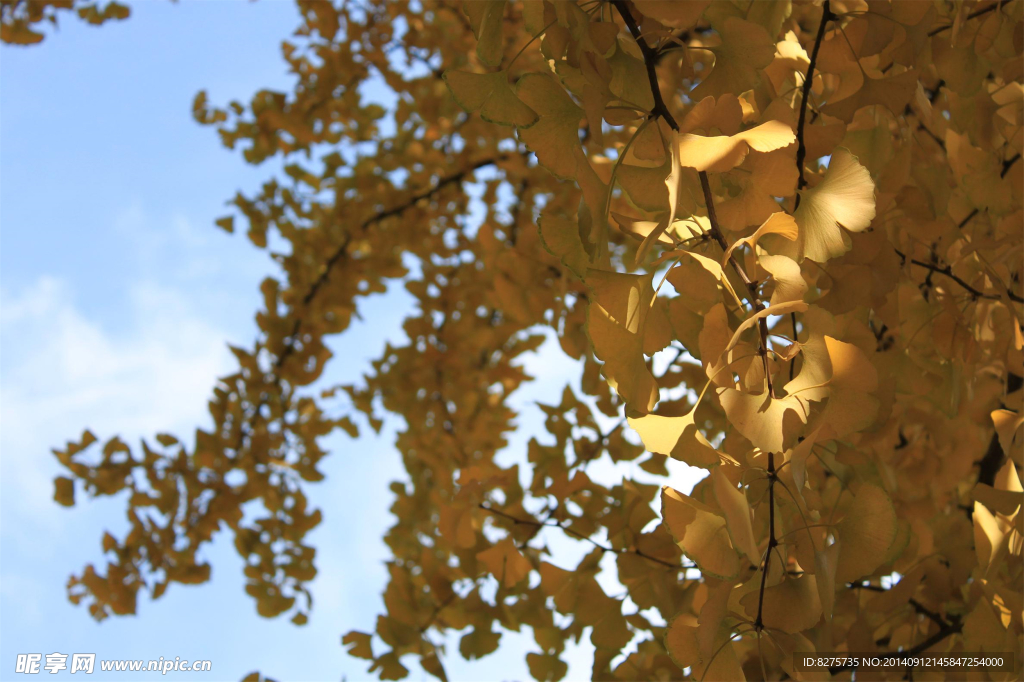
[0,275,235,536]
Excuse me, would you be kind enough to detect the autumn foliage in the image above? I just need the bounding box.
[6,0,1024,679]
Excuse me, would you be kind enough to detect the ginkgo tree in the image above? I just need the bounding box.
[6,0,1024,679]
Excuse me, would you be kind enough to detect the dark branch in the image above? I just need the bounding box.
[928,0,1010,36]
[699,171,776,397]
[478,502,694,571]
[977,433,1006,487]
[754,452,777,631]
[1002,152,1020,178]
[276,157,501,370]
[611,0,679,131]
[795,0,833,190]
[829,619,963,673]
[893,249,1024,303]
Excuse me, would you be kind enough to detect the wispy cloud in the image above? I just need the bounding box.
[0,275,234,534]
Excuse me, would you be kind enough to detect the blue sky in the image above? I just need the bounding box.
[0,4,704,680]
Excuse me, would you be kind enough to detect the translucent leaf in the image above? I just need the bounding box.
[774,148,876,262]
[676,120,796,173]
[661,486,740,579]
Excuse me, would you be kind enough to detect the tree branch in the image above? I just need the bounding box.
[611,0,678,131]
[700,172,777,397]
[612,0,779,396]
[478,502,694,571]
[754,452,777,631]
[795,0,833,191]
[276,157,502,370]
[928,0,1010,37]
[893,249,1023,303]
[828,618,963,674]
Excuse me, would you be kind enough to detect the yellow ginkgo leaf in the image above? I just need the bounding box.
[586,270,658,413]
[538,214,589,278]
[516,73,585,179]
[628,411,721,469]
[477,537,532,588]
[633,0,710,28]
[718,387,811,453]
[973,500,1007,575]
[691,17,776,101]
[992,409,1024,464]
[760,254,808,305]
[661,486,741,579]
[711,468,760,566]
[820,69,918,123]
[776,147,876,262]
[665,616,745,681]
[973,460,1023,517]
[676,120,796,173]
[835,484,898,583]
[741,575,822,633]
[815,540,841,622]
[443,70,539,127]
[678,95,743,136]
[462,0,507,68]
[819,336,879,437]
[722,212,799,265]
[724,300,808,355]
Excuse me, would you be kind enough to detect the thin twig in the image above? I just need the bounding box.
[893,249,1023,303]
[754,452,777,632]
[928,0,1010,36]
[795,0,833,191]
[479,502,693,571]
[611,0,678,130]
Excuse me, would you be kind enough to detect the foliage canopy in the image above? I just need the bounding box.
[6,0,1024,679]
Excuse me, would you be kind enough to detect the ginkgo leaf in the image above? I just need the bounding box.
[760,254,807,306]
[711,468,759,566]
[612,212,703,247]
[443,70,538,127]
[538,214,589,278]
[676,120,796,173]
[724,300,808,355]
[462,0,507,68]
[696,580,733,661]
[718,387,810,453]
[665,616,745,681]
[628,411,721,469]
[741,575,822,633]
[722,212,798,265]
[586,270,658,413]
[774,148,876,262]
[835,484,898,583]
[691,17,776,101]
[634,126,683,265]
[992,409,1024,462]
[699,302,731,382]
[343,631,374,660]
[477,538,532,588]
[974,460,1024,517]
[715,149,799,232]
[820,69,918,123]
[516,73,585,179]
[678,95,743,136]
[661,486,741,579]
[633,0,710,28]
[815,540,841,622]
[819,336,879,437]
